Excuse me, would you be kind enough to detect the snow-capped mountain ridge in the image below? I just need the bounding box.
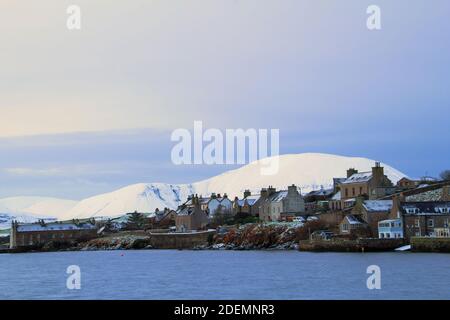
[62,153,407,219]
[0,197,77,230]
[0,153,408,223]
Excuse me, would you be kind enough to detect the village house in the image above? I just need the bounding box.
[398,201,450,239]
[304,187,334,213]
[377,182,450,239]
[259,185,305,222]
[233,189,263,218]
[339,214,367,236]
[350,198,393,236]
[175,195,209,232]
[151,208,177,228]
[396,177,420,190]
[207,193,233,217]
[329,191,343,211]
[10,219,98,249]
[339,162,395,207]
[184,193,233,218]
[378,219,403,239]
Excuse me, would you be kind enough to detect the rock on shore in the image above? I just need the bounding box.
[199,223,304,250]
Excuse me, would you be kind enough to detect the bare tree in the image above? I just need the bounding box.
[440,170,450,181]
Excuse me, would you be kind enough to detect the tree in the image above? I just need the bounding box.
[440,170,450,181]
[125,211,146,230]
[210,205,234,227]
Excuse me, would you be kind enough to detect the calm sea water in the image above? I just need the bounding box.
[0,250,448,300]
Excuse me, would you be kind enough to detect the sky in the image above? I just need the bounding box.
[0,0,449,200]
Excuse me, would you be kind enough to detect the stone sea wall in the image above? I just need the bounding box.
[299,238,405,252]
[411,237,450,253]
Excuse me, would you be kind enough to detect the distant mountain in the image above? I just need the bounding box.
[60,183,195,220]
[0,197,78,230]
[62,153,407,220]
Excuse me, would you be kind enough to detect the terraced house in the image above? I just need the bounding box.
[10,220,98,249]
[259,185,305,222]
[339,162,395,208]
[399,201,450,239]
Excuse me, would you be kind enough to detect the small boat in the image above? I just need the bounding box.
[395,244,411,251]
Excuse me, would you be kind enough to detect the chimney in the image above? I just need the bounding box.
[244,189,251,198]
[260,188,268,198]
[268,186,276,195]
[390,193,405,219]
[347,168,358,178]
[288,184,298,195]
[372,162,384,185]
[193,194,199,205]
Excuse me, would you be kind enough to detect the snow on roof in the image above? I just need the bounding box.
[401,201,450,215]
[177,206,196,216]
[17,222,96,232]
[245,195,261,205]
[331,191,341,201]
[341,171,372,184]
[267,191,288,203]
[363,200,393,212]
[307,188,334,197]
[345,215,365,225]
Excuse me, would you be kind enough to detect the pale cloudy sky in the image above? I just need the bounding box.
[0,1,449,199]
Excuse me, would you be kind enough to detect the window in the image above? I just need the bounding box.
[352,188,355,196]
[415,218,420,227]
[359,187,363,194]
[427,219,434,228]
[345,189,348,197]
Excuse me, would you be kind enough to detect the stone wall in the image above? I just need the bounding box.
[299,238,405,252]
[148,230,215,249]
[411,237,450,253]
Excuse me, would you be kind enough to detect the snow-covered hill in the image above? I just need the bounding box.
[60,183,195,220]
[62,153,407,219]
[0,197,78,230]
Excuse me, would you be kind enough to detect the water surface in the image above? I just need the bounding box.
[0,250,448,299]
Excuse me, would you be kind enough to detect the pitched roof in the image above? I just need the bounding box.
[307,188,334,197]
[177,206,196,216]
[244,195,261,206]
[267,190,288,203]
[400,201,450,215]
[341,171,372,184]
[343,214,366,225]
[17,222,96,232]
[331,191,341,201]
